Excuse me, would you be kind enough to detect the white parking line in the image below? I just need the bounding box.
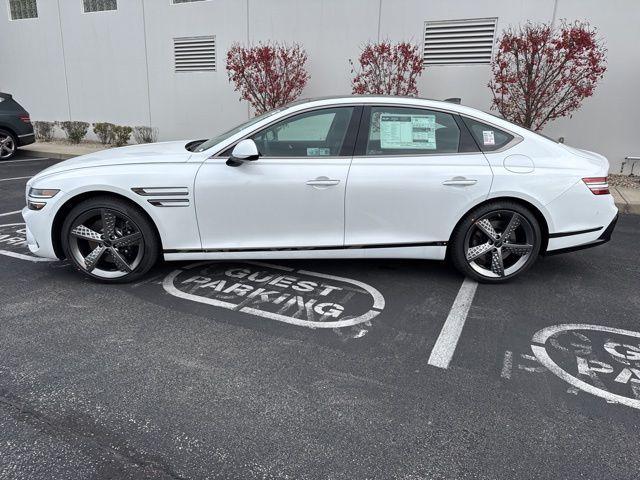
[0,250,55,262]
[428,277,478,369]
[0,210,21,217]
[0,176,31,182]
[0,157,49,164]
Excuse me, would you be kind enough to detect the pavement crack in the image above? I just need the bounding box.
[0,388,189,480]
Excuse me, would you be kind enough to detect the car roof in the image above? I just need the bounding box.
[287,94,480,117]
[289,95,450,107]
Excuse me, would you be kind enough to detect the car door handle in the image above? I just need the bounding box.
[442,178,478,186]
[306,177,340,187]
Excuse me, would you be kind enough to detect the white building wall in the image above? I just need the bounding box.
[0,0,68,121]
[0,0,637,170]
[380,0,558,110]
[57,0,149,126]
[547,0,640,173]
[142,0,248,141]
[248,0,379,98]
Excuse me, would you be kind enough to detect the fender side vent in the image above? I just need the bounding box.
[148,199,190,207]
[132,187,189,196]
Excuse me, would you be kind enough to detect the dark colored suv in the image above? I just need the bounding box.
[0,92,35,160]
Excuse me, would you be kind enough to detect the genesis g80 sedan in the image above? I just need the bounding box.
[23,96,618,283]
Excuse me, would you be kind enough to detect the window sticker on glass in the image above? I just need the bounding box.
[307,147,331,156]
[482,130,495,146]
[379,114,436,150]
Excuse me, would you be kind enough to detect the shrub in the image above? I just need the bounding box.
[33,121,57,142]
[489,20,607,131]
[112,125,133,147]
[133,126,158,144]
[59,121,89,144]
[350,41,424,96]
[92,122,115,145]
[226,42,310,114]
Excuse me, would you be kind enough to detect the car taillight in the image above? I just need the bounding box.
[582,177,610,195]
[19,115,31,124]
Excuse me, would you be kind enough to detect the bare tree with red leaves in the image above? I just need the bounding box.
[489,20,606,131]
[226,42,310,115]
[350,41,424,96]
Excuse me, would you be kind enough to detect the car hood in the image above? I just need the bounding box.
[31,140,195,181]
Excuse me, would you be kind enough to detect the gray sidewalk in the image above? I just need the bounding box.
[611,187,640,215]
[21,141,106,160]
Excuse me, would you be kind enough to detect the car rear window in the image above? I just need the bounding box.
[462,117,514,152]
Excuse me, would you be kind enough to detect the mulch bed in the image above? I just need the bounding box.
[609,174,640,189]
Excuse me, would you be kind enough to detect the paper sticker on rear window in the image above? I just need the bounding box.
[379,114,436,150]
[482,130,495,146]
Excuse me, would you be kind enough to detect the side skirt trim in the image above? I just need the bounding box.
[163,241,448,255]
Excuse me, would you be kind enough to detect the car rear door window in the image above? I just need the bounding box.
[461,117,514,152]
[251,107,355,157]
[364,107,460,155]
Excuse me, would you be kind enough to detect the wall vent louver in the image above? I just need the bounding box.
[174,36,216,72]
[424,18,497,65]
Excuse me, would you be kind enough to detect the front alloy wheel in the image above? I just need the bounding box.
[62,197,159,282]
[69,209,144,279]
[451,202,541,283]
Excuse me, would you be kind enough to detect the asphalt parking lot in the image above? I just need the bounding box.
[1,154,640,480]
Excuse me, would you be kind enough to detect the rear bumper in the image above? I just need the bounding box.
[545,214,618,256]
[18,132,35,146]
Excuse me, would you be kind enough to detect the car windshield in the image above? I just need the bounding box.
[195,106,288,152]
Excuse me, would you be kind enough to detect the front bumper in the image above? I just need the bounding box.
[545,214,618,256]
[22,206,58,259]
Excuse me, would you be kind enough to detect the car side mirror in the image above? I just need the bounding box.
[227,139,260,167]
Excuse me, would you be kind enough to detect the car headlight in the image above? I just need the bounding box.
[29,188,60,198]
[27,188,59,210]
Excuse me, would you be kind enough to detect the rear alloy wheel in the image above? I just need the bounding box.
[0,129,17,160]
[62,197,159,283]
[451,202,541,283]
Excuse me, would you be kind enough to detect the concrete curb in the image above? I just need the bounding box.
[612,186,640,215]
[20,142,107,160]
[26,151,77,160]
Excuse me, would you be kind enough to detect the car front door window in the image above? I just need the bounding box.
[251,107,355,157]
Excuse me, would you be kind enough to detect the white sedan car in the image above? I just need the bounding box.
[23,96,617,283]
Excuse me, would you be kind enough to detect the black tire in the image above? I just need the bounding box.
[61,196,159,283]
[450,201,542,283]
[0,128,18,160]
